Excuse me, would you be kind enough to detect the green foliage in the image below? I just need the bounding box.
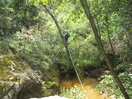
[75,46,100,68]
[60,86,84,99]
[116,62,132,72]
[7,28,54,69]
[0,0,132,98]
[0,0,44,36]
[97,72,132,99]
[0,5,17,36]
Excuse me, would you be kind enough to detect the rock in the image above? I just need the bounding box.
[30,95,68,99]
[2,83,22,99]
[0,54,60,99]
[0,56,42,99]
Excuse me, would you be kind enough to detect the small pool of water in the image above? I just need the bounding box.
[60,77,110,99]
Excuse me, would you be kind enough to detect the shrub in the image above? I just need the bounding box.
[96,72,132,99]
[116,62,132,72]
[60,86,84,99]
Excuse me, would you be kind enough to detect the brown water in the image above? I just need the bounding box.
[60,78,110,99]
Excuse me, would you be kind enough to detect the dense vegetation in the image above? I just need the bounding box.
[0,0,132,99]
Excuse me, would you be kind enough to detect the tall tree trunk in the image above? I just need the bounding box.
[80,0,129,99]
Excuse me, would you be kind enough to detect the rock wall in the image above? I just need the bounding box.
[0,55,60,99]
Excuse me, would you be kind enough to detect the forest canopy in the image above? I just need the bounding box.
[0,0,132,99]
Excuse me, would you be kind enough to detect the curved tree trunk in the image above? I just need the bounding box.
[80,0,129,99]
[41,4,72,67]
[41,4,88,99]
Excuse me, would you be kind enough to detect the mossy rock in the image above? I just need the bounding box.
[0,55,37,98]
[41,79,60,97]
[0,56,27,81]
[47,81,59,88]
[0,54,60,98]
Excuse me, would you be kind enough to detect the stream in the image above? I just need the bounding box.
[60,77,111,99]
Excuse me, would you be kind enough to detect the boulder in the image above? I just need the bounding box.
[30,95,68,99]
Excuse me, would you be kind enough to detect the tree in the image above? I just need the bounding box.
[41,3,88,99]
[80,0,129,99]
